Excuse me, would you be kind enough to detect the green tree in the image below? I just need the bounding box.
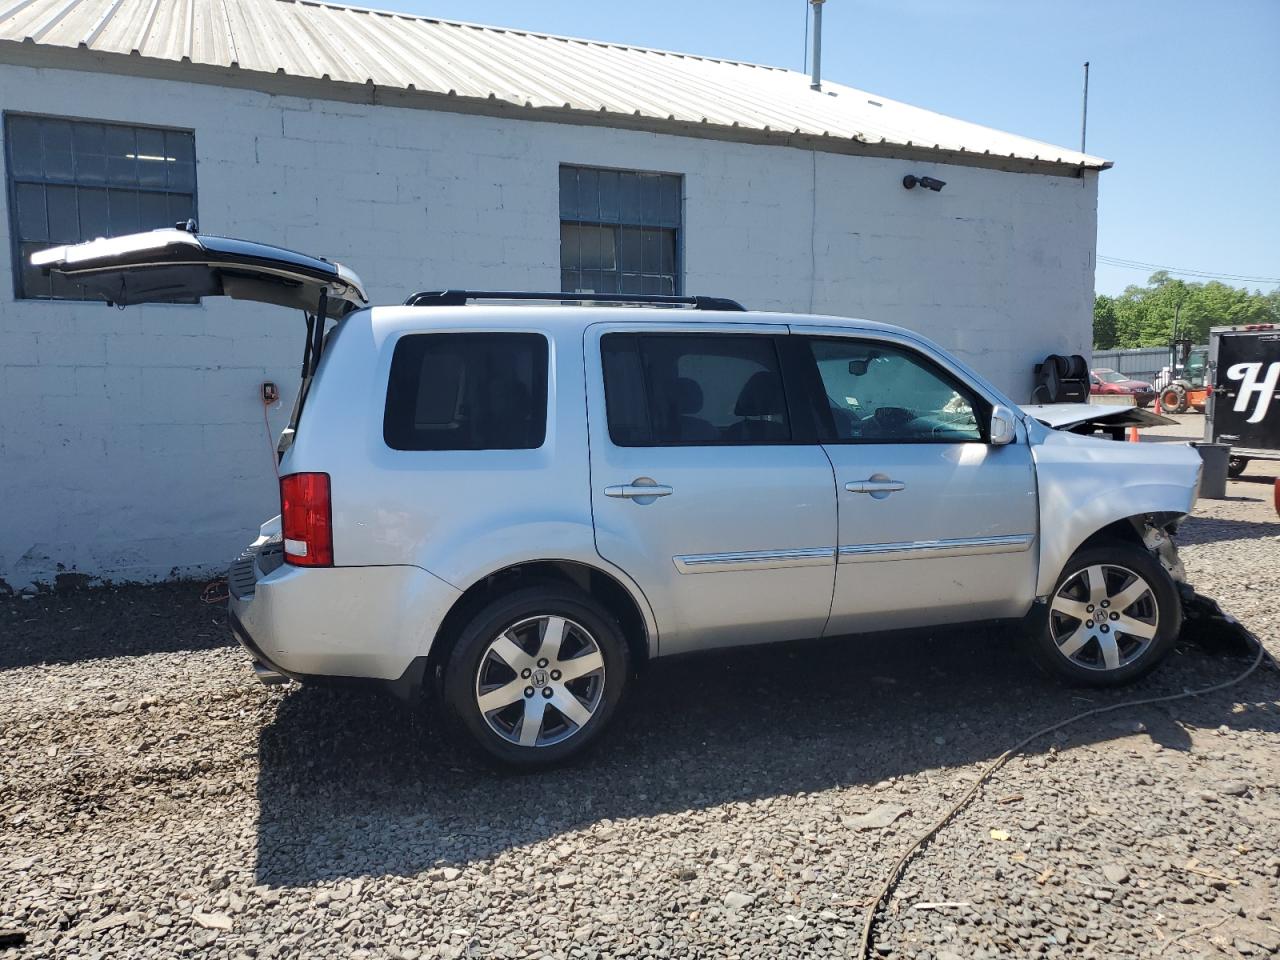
[1093,294,1119,348]
[1094,273,1278,348]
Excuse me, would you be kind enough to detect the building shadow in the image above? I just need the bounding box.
[253,625,1275,887]
[0,581,233,672]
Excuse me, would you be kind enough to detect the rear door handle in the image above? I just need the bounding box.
[605,480,673,500]
[845,478,905,495]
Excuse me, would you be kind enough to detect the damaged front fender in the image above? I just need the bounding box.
[1029,417,1201,596]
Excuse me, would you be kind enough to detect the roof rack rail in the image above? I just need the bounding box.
[404,290,746,311]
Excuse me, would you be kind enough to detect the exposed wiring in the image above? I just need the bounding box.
[1098,255,1280,286]
[261,397,281,481]
[857,611,1274,960]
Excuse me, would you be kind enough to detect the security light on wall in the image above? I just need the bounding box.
[903,175,946,191]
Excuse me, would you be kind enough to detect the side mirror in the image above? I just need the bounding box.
[989,405,1017,446]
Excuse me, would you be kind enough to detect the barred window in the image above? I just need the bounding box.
[559,165,681,297]
[5,114,197,300]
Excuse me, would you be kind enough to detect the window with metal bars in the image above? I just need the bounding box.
[4,113,197,300]
[559,164,681,297]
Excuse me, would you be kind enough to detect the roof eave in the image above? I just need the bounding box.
[0,40,1112,175]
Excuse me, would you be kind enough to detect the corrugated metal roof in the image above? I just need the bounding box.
[0,0,1111,171]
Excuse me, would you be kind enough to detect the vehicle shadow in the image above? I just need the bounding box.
[253,625,1277,887]
[0,581,233,672]
[1233,473,1280,488]
[1177,515,1280,546]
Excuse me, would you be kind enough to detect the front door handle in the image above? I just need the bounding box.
[845,478,906,496]
[605,478,673,500]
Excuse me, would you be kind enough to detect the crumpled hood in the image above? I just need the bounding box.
[1022,403,1176,431]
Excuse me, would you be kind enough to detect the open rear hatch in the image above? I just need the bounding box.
[31,222,366,317]
[33,224,368,455]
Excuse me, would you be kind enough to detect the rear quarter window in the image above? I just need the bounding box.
[383,333,549,451]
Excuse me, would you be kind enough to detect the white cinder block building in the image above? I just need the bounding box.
[0,0,1109,590]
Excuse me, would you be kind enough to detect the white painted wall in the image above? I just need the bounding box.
[0,63,1099,589]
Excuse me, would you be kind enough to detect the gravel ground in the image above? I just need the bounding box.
[2,416,1278,959]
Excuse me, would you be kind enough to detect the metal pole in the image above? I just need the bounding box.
[810,0,825,91]
[1080,61,1090,153]
[803,0,810,74]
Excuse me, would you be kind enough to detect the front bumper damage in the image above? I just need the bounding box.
[1139,516,1187,584]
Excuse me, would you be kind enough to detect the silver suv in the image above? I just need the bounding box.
[35,229,1203,766]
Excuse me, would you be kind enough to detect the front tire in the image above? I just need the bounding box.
[1031,541,1181,687]
[441,585,630,767]
[1228,456,1249,479]
[1160,382,1189,414]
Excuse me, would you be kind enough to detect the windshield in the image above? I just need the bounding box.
[1096,369,1129,384]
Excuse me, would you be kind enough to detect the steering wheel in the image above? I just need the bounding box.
[871,406,915,435]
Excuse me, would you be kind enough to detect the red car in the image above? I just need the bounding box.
[1090,368,1155,408]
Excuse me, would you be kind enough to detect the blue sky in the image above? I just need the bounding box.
[390,0,1278,297]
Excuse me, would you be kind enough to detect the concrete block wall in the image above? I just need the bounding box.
[0,63,1098,588]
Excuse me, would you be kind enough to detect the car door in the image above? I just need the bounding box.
[585,322,838,655]
[791,329,1039,636]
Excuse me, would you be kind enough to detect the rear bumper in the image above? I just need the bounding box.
[227,538,462,687]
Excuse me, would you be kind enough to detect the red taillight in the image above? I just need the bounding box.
[280,473,333,567]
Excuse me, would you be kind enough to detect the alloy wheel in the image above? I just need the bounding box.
[474,615,606,748]
[1049,564,1159,671]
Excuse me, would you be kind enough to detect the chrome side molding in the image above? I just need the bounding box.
[675,534,1035,573]
[674,546,836,574]
[838,533,1034,564]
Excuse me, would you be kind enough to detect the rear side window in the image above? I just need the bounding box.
[384,333,548,450]
[601,333,791,445]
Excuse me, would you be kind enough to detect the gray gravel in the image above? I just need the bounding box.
[2,417,1278,959]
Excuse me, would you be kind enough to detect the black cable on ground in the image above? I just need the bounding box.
[857,601,1274,960]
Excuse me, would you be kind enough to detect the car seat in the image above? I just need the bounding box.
[672,377,720,442]
[724,371,789,441]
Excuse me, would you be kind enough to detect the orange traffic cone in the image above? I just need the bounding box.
[1128,426,1140,443]
[1154,393,1163,415]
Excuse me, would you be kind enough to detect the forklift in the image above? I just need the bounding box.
[1158,338,1210,414]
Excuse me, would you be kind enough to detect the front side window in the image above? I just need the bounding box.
[602,334,791,446]
[384,333,549,451]
[5,114,197,300]
[560,165,681,296]
[808,338,987,443]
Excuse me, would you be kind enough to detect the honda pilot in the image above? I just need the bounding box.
[34,228,1203,766]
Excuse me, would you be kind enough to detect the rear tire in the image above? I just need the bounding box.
[1030,541,1180,687]
[441,585,630,768]
[1227,456,1249,479]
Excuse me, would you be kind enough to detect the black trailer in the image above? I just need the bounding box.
[1204,324,1280,477]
